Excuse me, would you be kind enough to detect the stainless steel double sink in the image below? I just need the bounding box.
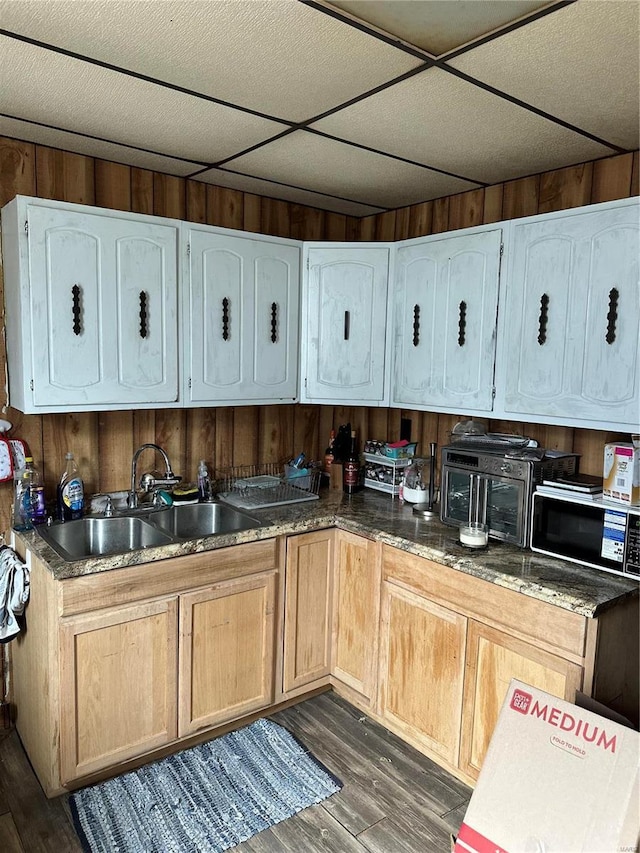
[35,502,265,562]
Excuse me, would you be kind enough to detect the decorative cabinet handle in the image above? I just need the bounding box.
[344,310,350,341]
[270,302,278,343]
[139,291,148,339]
[537,293,549,345]
[458,301,467,347]
[606,287,619,345]
[412,304,420,347]
[222,297,230,341]
[72,284,82,335]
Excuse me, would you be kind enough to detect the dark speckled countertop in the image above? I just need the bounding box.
[15,488,638,618]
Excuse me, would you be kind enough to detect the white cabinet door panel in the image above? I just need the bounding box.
[25,203,178,409]
[200,244,244,391]
[117,234,174,391]
[393,229,501,412]
[32,220,103,395]
[499,200,639,429]
[186,228,299,405]
[253,255,293,389]
[510,234,573,402]
[581,224,638,407]
[304,246,389,404]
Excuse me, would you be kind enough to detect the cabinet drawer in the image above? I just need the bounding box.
[382,545,586,659]
[61,539,279,615]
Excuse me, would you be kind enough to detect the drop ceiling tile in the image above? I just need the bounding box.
[311,67,614,184]
[0,36,286,164]
[449,1,640,150]
[327,0,552,56]
[196,169,383,217]
[223,131,480,208]
[0,116,201,177]
[0,0,423,122]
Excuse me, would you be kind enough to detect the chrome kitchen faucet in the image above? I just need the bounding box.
[129,443,181,508]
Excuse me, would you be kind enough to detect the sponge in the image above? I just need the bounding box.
[171,484,199,504]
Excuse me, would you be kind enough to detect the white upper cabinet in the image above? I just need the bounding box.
[494,198,640,431]
[184,227,300,406]
[301,245,391,405]
[1,197,179,412]
[392,228,502,413]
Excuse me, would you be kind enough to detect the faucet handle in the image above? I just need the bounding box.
[91,493,115,517]
[140,471,182,492]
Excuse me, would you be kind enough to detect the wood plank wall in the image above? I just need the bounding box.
[0,136,638,534]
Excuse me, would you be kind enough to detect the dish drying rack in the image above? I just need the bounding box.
[217,462,322,510]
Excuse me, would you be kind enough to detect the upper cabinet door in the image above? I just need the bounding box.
[496,199,639,430]
[392,229,502,413]
[3,198,179,412]
[186,228,300,405]
[302,246,390,405]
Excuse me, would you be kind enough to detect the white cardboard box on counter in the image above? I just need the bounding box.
[454,679,640,853]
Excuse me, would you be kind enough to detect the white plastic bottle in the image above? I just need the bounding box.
[13,456,46,530]
[57,452,85,521]
[197,459,212,502]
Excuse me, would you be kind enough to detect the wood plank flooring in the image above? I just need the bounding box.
[0,692,470,852]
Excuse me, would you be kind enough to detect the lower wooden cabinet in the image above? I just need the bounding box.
[178,572,276,736]
[378,579,467,766]
[12,531,637,798]
[332,531,381,705]
[377,544,598,785]
[12,541,281,795]
[459,620,583,780]
[59,597,178,783]
[283,529,334,692]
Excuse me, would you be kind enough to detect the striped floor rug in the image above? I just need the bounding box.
[69,718,343,853]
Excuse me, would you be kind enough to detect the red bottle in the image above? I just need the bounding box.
[342,430,361,494]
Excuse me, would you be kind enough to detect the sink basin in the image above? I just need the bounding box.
[36,516,174,561]
[148,502,263,539]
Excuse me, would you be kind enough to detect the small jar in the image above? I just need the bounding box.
[459,522,488,548]
[401,458,429,503]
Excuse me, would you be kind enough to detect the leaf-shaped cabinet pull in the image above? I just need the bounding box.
[270,302,278,343]
[605,287,619,345]
[222,297,230,341]
[537,293,549,345]
[139,291,148,339]
[71,284,82,336]
[412,304,420,347]
[458,301,467,347]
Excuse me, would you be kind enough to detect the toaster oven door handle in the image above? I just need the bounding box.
[470,473,486,525]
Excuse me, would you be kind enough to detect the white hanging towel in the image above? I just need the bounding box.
[0,546,30,641]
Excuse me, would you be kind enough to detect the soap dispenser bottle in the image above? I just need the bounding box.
[13,456,46,530]
[197,459,212,502]
[57,452,85,521]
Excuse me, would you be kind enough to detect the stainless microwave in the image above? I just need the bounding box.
[530,491,640,578]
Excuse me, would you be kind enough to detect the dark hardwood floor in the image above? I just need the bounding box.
[0,692,470,852]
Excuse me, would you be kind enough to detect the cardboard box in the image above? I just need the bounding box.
[454,680,639,853]
[603,441,640,505]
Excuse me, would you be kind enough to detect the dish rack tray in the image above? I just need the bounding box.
[217,463,321,510]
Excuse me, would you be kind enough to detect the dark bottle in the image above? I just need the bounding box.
[342,430,362,495]
[324,429,336,474]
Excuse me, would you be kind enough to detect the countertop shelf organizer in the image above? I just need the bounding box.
[364,453,413,498]
[363,439,418,498]
[217,462,321,510]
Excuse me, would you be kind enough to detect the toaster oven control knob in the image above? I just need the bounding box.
[500,462,512,474]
